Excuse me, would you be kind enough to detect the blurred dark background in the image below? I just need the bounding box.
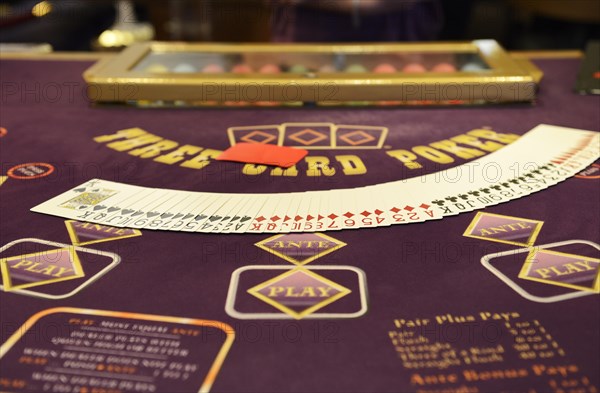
[0,0,598,51]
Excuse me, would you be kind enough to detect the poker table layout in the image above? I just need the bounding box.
[0,51,599,393]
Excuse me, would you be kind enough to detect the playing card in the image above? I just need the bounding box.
[31,179,141,221]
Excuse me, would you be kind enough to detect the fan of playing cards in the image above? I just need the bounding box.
[31,125,599,234]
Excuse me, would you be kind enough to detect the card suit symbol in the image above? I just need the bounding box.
[374,209,383,216]
[306,215,315,220]
[480,188,491,194]
[161,213,173,219]
[419,204,430,210]
[195,214,207,221]
[390,207,401,213]
[77,205,89,210]
[108,207,120,213]
[183,213,194,220]
[361,211,371,217]
[271,215,281,222]
[490,185,501,191]
[147,212,159,218]
[74,187,87,193]
[432,200,445,207]
[404,205,414,212]
[458,194,469,200]
[328,213,338,220]
[132,211,144,216]
[318,215,324,221]
[172,213,183,219]
[122,209,134,215]
[294,215,303,222]
[343,212,354,218]
[231,216,241,222]
[467,191,480,197]
[284,216,291,222]
[445,197,457,203]
[240,216,252,222]
[256,216,266,222]
[93,205,107,211]
[221,216,231,221]
[209,215,222,222]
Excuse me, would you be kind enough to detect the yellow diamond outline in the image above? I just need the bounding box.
[240,130,277,144]
[518,248,600,293]
[338,130,376,146]
[0,247,85,291]
[288,129,328,146]
[255,233,347,266]
[65,220,142,246]
[247,268,352,319]
[463,211,544,247]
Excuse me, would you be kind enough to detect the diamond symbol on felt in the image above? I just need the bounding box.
[248,268,351,319]
[390,207,401,213]
[65,220,141,246]
[343,212,354,218]
[1,248,85,291]
[271,216,281,222]
[404,205,414,212]
[255,233,346,265]
[463,212,544,247]
[374,209,383,216]
[420,204,430,210]
[361,211,371,217]
[256,216,266,222]
[328,214,338,220]
[519,249,600,293]
[289,129,327,146]
[240,130,277,144]
[338,130,376,146]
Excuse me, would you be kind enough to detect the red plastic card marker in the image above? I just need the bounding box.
[216,143,308,168]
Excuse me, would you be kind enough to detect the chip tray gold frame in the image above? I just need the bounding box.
[84,40,542,105]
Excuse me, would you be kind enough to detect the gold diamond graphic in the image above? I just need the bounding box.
[289,129,328,146]
[255,233,346,265]
[240,130,277,144]
[248,268,351,319]
[339,130,376,146]
[519,248,600,293]
[1,248,84,291]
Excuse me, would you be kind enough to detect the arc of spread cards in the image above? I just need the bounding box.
[31,125,600,234]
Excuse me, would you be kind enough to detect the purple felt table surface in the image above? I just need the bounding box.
[0,57,599,393]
